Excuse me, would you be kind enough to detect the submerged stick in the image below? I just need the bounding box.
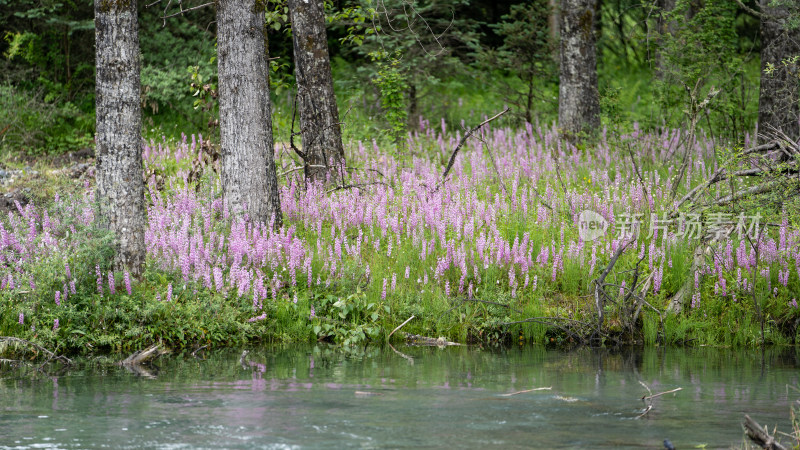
[499,387,552,397]
[642,387,682,401]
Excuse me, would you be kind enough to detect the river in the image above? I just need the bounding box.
[1,345,797,448]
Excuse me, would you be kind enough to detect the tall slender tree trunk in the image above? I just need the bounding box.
[95,0,147,275]
[655,0,677,78]
[217,0,282,227]
[558,0,601,140]
[757,0,800,143]
[288,0,345,183]
[548,0,560,60]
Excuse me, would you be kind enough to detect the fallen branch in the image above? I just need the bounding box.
[716,180,783,206]
[388,315,415,340]
[637,381,681,419]
[499,386,552,397]
[0,336,73,366]
[326,181,388,194]
[191,345,208,358]
[743,414,787,450]
[121,344,162,366]
[642,387,682,401]
[404,333,461,346]
[636,404,654,419]
[162,2,214,20]
[441,108,509,181]
[593,238,634,327]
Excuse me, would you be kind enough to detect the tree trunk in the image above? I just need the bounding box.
[757,0,800,143]
[217,0,282,227]
[654,0,677,78]
[95,0,147,276]
[288,0,345,183]
[558,0,601,140]
[548,0,560,60]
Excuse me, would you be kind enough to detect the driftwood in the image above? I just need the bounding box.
[120,344,163,366]
[118,344,164,378]
[638,380,682,419]
[388,315,415,340]
[499,386,552,397]
[403,333,461,347]
[743,415,787,450]
[0,336,73,366]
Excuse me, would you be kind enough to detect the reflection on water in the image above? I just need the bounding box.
[1,346,798,449]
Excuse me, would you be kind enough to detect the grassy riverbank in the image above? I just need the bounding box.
[1,120,799,356]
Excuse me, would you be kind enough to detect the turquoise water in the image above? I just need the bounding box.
[1,345,798,448]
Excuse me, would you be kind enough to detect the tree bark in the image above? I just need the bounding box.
[217,0,282,227]
[288,0,345,183]
[757,0,800,143]
[95,0,147,276]
[548,0,560,60]
[655,0,677,78]
[558,0,601,141]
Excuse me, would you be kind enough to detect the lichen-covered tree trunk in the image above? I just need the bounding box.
[558,0,601,140]
[217,0,282,227]
[288,0,345,183]
[95,0,147,275]
[757,0,800,143]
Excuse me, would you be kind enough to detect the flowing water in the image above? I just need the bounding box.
[1,345,798,449]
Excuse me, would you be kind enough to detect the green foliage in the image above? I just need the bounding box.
[309,288,383,346]
[369,51,408,144]
[656,0,757,141]
[478,1,555,124]
[0,83,94,154]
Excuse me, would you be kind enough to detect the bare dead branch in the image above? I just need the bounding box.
[388,315,415,340]
[743,414,788,450]
[441,108,509,181]
[499,387,552,397]
[593,238,634,326]
[162,2,213,21]
[0,336,73,366]
[716,180,784,206]
[642,387,682,401]
[326,181,388,194]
